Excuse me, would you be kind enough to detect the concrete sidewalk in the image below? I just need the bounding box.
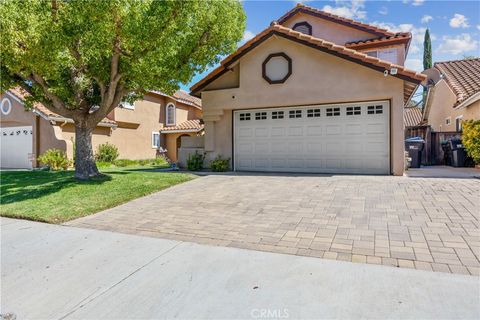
[1,218,479,319]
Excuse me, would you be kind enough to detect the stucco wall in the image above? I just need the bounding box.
[282,12,377,44]
[0,93,67,166]
[201,36,406,175]
[357,44,406,66]
[427,80,480,132]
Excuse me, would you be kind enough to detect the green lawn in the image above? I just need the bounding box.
[0,167,196,223]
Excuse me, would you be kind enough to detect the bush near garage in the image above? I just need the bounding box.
[210,156,230,172]
[37,149,70,171]
[462,120,480,164]
[187,151,205,171]
[95,143,119,163]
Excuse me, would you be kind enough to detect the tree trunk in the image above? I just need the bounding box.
[74,124,100,180]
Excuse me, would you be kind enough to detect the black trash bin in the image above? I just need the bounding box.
[449,139,467,167]
[405,137,425,168]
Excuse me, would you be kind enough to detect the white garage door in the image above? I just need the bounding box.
[234,101,390,174]
[1,126,33,169]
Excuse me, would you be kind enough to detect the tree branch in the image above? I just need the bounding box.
[30,72,74,118]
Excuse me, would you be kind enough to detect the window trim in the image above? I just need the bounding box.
[292,21,312,35]
[151,131,160,149]
[262,52,293,84]
[445,117,451,125]
[166,103,176,126]
[1,98,12,115]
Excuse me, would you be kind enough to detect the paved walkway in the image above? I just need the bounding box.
[2,218,479,319]
[67,173,480,275]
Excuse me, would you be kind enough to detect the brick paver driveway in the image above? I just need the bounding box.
[67,173,480,275]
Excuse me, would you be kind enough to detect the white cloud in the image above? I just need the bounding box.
[477,25,480,30]
[405,58,423,71]
[323,0,367,20]
[438,33,478,54]
[402,0,424,6]
[378,6,388,15]
[241,30,255,43]
[449,14,469,28]
[421,15,433,24]
[371,22,431,54]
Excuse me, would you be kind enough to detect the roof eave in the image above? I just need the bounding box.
[455,92,480,110]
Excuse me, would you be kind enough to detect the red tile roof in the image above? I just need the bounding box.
[150,90,202,110]
[345,33,411,51]
[404,106,424,127]
[278,3,394,38]
[172,90,202,109]
[160,119,203,133]
[434,58,480,107]
[7,87,117,126]
[190,23,426,96]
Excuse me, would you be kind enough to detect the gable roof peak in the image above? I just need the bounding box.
[190,24,426,97]
[278,3,394,38]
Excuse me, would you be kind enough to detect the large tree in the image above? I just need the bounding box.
[0,0,245,179]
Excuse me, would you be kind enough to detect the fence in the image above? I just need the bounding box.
[405,125,461,165]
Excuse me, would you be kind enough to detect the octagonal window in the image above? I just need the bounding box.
[262,52,292,84]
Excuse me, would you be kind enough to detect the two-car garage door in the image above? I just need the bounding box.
[233,101,390,174]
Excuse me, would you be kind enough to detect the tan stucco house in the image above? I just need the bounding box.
[0,87,202,169]
[423,58,480,132]
[190,4,425,175]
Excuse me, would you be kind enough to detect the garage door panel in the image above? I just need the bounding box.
[326,125,341,135]
[254,159,269,169]
[255,128,269,137]
[306,141,322,152]
[288,126,303,136]
[234,101,389,174]
[306,125,323,136]
[237,142,253,153]
[288,159,304,168]
[271,159,287,168]
[305,159,323,169]
[271,127,285,137]
[238,128,253,138]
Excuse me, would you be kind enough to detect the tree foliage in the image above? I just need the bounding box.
[423,28,432,70]
[462,120,480,165]
[0,0,245,178]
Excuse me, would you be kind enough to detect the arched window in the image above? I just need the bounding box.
[166,103,176,125]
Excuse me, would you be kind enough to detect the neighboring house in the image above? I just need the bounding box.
[423,58,480,132]
[190,3,425,175]
[0,88,202,169]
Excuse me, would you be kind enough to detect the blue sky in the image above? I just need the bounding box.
[181,0,480,91]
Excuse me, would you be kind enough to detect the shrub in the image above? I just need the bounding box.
[210,156,230,172]
[37,149,70,170]
[462,120,480,164]
[187,151,205,171]
[95,143,119,163]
